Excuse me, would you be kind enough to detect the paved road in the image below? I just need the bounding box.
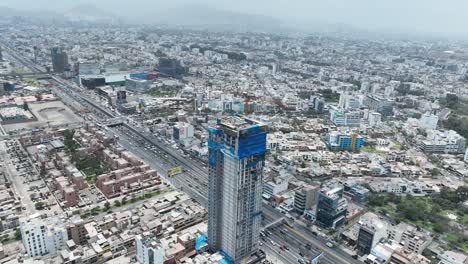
[263,205,359,264]
[0,141,37,215]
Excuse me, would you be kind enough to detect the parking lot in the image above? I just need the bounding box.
[0,140,60,215]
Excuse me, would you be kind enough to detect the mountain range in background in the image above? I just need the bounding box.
[64,4,119,23]
[0,3,425,39]
[0,3,348,34]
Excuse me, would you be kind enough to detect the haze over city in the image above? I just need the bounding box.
[0,1,467,264]
[1,0,468,37]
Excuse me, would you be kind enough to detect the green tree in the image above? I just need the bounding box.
[15,228,21,240]
[34,202,45,210]
[367,193,385,207]
[131,194,137,203]
[64,129,78,153]
[446,93,459,109]
[433,220,447,234]
[104,202,111,211]
[122,197,127,205]
[114,200,121,207]
[300,161,307,168]
[39,163,47,177]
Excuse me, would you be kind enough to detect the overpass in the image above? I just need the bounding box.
[99,117,127,127]
[0,73,51,78]
[161,97,191,103]
[263,217,285,229]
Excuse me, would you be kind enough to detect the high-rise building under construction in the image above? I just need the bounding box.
[207,115,267,263]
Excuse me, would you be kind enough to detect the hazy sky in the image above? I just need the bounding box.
[2,0,468,37]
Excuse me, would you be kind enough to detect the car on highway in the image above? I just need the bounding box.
[326,242,334,248]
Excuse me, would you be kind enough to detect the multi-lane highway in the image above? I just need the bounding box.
[6,48,360,264]
[263,204,359,264]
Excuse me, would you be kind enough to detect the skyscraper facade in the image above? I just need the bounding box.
[207,115,267,263]
[50,47,68,73]
[316,182,348,230]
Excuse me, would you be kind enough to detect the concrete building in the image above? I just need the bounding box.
[173,123,195,141]
[135,233,164,264]
[293,184,319,214]
[325,131,364,152]
[356,214,387,255]
[388,223,432,254]
[313,97,324,113]
[158,58,187,78]
[20,215,68,257]
[315,182,347,230]
[207,116,267,263]
[51,47,68,73]
[330,110,361,127]
[263,178,288,199]
[438,251,468,264]
[66,217,88,246]
[364,95,394,116]
[126,78,151,93]
[339,93,360,110]
[344,183,369,204]
[420,130,465,154]
[419,112,439,130]
[369,112,382,127]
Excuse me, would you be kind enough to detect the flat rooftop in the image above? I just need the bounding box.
[218,115,264,131]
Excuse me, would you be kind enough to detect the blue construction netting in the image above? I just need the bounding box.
[238,132,267,159]
[208,150,217,166]
[246,161,257,168]
[219,259,230,264]
[208,127,223,135]
[208,138,223,149]
[219,250,234,264]
[195,235,207,252]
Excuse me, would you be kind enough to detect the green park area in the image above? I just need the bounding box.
[367,186,468,251]
[76,155,110,183]
[63,129,110,183]
[441,94,468,139]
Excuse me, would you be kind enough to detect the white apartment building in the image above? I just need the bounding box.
[339,93,360,110]
[135,234,164,264]
[388,223,432,254]
[368,112,382,127]
[330,110,361,127]
[263,177,289,198]
[20,215,68,257]
[419,112,438,130]
[173,122,194,141]
[420,129,465,154]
